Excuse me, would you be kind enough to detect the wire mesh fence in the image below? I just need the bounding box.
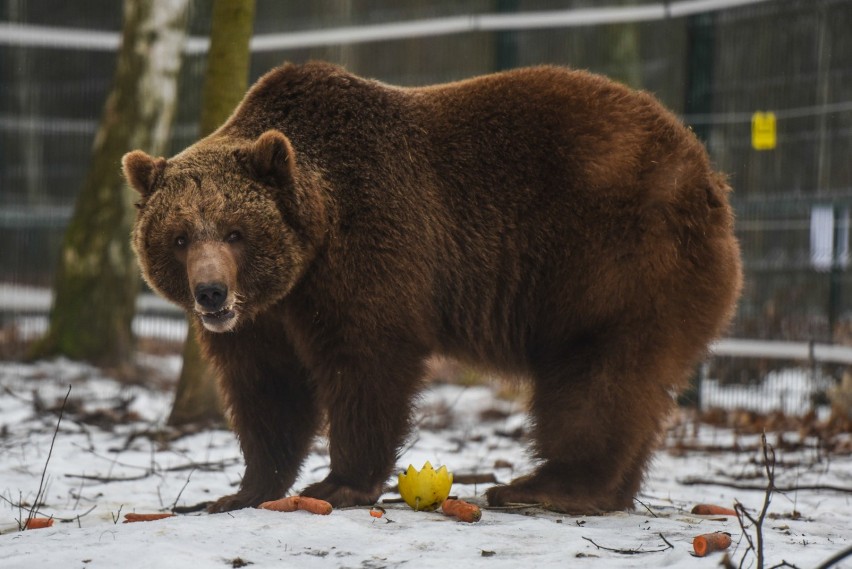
[1,0,851,413]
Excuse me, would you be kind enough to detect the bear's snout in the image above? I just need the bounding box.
[187,241,239,332]
[195,282,228,312]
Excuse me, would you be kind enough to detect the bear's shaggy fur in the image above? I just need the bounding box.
[124,62,741,514]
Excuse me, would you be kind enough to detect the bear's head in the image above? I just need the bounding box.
[123,130,327,333]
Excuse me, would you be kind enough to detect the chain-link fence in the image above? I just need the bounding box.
[1,0,851,411]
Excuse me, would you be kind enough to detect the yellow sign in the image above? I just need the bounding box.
[751,111,776,150]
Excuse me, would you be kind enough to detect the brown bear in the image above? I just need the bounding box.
[123,61,741,514]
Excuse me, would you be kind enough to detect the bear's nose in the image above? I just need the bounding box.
[194,282,228,312]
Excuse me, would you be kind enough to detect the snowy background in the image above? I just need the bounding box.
[0,356,850,568]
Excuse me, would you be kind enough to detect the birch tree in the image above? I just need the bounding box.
[32,0,190,370]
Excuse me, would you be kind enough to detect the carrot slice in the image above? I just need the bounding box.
[25,517,54,529]
[691,504,738,516]
[123,513,175,523]
[693,532,732,556]
[258,496,333,515]
[441,498,481,523]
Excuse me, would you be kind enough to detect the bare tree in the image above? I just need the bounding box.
[167,0,256,426]
[32,0,190,371]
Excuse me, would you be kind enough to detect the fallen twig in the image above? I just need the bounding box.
[813,545,852,569]
[581,535,673,555]
[63,457,240,484]
[451,473,498,485]
[173,501,211,514]
[1,491,97,525]
[163,458,241,473]
[482,502,542,511]
[64,473,151,483]
[634,497,659,518]
[678,478,851,494]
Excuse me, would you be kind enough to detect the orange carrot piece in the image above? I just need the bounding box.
[693,532,732,556]
[691,504,738,516]
[259,496,300,512]
[441,498,481,523]
[25,517,54,529]
[123,513,175,523]
[259,496,333,515]
[296,497,333,515]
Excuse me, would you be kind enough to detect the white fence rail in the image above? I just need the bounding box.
[0,0,774,52]
[712,339,852,366]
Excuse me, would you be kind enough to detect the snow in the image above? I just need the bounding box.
[0,358,850,568]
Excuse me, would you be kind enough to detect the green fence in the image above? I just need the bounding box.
[1,1,851,401]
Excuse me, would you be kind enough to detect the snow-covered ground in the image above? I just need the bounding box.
[0,358,850,568]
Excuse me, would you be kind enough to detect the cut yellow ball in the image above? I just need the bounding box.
[397,461,453,511]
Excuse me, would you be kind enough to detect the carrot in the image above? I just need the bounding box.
[259,496,301,512]
[441,498,481,523]
[123,513,175,523]
[693,532,732,556]
[691,504,738,516]
[25,517,54,529]
[258,496,333,515]
[295,497,333,515]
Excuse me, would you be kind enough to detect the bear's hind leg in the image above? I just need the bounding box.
[486,335,677,514]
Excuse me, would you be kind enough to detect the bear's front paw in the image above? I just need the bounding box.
[208,490,276,513]
[301,476,381,508]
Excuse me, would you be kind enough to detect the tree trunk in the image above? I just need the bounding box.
[604,1,643,89]
[31,0,189,370]
[168,0,256,427]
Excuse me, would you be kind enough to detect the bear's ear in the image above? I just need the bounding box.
[244,130,296,188]
[122,150,166,198]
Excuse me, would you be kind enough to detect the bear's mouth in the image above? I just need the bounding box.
[199,306,237,332]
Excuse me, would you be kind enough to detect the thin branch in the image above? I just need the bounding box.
[173,501,210,514]
[678,479,851,494]
[735,501,756,569]
[170,468,195,512]
[635,497,659,518]
[25,385,71,530]
[451,473,498,485]
[63,457,239,484]
[64,473,152,484]
[1,491,96,524]
[754,433,776,569]
[813,545,852,569]
[582,536,672,555]
[163,458,240,473]
[734,433,777,569]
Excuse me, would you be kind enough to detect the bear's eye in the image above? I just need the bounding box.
[226,230,242,243]
[175,235,188,248]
